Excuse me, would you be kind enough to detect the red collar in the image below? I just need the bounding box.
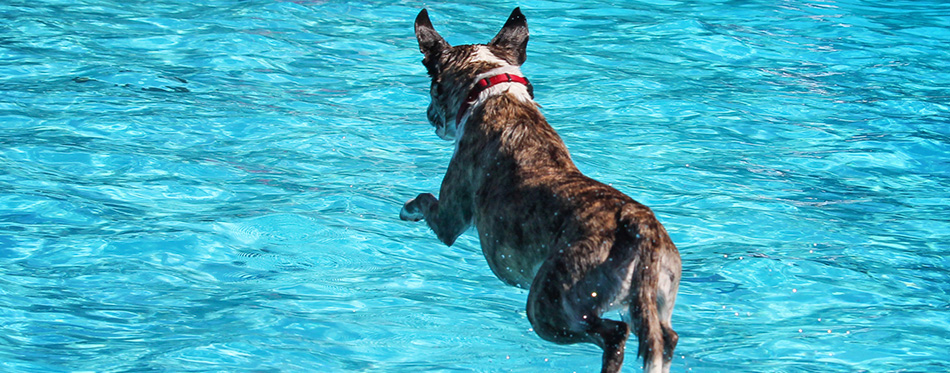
[456,73,532,125]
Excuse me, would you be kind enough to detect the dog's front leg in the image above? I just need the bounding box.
[400,158,473,246]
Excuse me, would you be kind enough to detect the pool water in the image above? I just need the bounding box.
[2,0,948,371]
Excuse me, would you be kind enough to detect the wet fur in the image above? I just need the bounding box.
[401,8,681,373]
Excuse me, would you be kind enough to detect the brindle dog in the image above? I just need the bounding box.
[400,8,681,373]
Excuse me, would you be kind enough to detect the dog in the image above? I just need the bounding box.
[400,8,681,373]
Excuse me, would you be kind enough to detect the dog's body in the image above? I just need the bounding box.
[400,8,681,373]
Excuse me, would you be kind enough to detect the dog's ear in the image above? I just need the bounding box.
[415,9,450,60]
[490,7,529,65]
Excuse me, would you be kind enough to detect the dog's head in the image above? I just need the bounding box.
[414,8,530,140]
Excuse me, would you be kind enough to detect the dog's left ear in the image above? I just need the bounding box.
[490,7,529,65]
[415,9,450,60]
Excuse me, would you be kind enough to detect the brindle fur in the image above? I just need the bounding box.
[400,8,681,373]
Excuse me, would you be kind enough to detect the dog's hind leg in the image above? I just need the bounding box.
[590,317,630,373]
[526,258,631,373]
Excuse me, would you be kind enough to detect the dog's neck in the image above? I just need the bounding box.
[455,67,534,127]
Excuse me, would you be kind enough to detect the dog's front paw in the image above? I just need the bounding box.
[400,203,424,222]
[400,193,436,222]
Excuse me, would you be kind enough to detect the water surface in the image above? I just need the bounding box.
[1,0,948,371]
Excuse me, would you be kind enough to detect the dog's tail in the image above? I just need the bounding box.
[620,203,679,373]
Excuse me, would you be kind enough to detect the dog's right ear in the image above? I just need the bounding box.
[415,9,450,61]
[490,7,529,65]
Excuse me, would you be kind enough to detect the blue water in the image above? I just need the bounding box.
[2,0,948,371]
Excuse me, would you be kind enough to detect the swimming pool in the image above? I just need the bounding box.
[1,0,948,371]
